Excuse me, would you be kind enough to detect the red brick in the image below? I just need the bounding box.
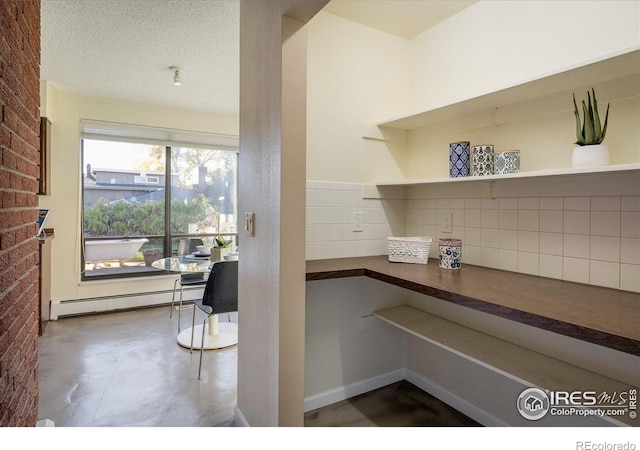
[0,0,40,427]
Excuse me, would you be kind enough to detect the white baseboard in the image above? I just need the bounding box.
[303,368,406,413]
[405,369,507,427]
[50,286,205,319]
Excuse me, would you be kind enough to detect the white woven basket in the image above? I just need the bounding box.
[387,236,432,264]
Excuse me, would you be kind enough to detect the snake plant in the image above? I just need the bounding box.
[573,88,609,146]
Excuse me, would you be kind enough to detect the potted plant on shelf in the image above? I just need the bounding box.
[572,88,610,167]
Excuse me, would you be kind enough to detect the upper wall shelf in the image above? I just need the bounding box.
[375,49,640,132]
[374,163,640,187]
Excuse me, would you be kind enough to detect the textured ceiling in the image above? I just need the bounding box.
[41,0,240,115]
[41,0,475,116]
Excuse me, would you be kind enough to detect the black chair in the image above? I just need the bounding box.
[190,260,238,379]
[170,238,206,332]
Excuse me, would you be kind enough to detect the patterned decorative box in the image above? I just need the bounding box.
[439,238,462,269]
[388,236,432,264]
[494,150,520,174]
[449,141,470,178]
[471,145,494,176]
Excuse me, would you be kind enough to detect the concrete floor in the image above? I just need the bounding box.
[38,305,237,427]
[38,305,478,428]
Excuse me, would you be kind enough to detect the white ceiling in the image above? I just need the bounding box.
[41,0,475,116]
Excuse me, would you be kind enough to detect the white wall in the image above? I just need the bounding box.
[305,277,407,407]
[38,84,238,304]
[306,11,410,183]
[408,0,640,114]
[237,1,327,427]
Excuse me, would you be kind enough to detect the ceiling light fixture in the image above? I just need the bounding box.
[169,66,182,86]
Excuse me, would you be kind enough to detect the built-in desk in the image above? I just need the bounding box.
[306,256,640,357]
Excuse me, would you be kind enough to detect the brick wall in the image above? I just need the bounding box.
[0,0,41,427]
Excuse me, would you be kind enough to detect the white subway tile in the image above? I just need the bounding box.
[424,209,438,226]
[621,212,640,238]
[589,260,620,289]
[539,254,563,280]
[518,231,539,253]
[564,234,590,259]
[436,199,450,209]
[464,227,482,246]
[591,211,620,237]
[463,245,482,266]
[499,210,518,230]
[620,238,640,265]
[539,210,563,233]
[590,236,620,262]
[564,211,590,235]
[498,230,518,250]
[539,232,563,256]
[563,257,590,284]
[518,210,539,231]
[498,250,518,272]
[481,228,499,248]
[465,209,482,228]
[518,252,539,275]
[620,264,640,293]
[451,198,465,209]
[481,248,498,268]
[481,209,499,229]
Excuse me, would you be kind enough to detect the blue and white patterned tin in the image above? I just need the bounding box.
[449,141,470,178]
[494,150,520,175]
[471,145,494,176]
[439,238,462,269]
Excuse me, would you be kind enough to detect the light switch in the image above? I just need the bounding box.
[352,211,363,232]
[244,212,254,236]
[441,212,453,233]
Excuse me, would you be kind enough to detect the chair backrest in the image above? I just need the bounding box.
[177,238,204,256]
[202,260,238,314]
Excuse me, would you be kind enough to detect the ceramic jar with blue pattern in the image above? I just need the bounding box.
[494,150,520,174]
[471,145,494,176]
[439,238,462,269]
[449,141,470,178]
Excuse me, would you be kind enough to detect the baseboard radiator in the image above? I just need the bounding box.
[50,286,205,319]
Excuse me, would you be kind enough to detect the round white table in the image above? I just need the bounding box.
[152,256,238,351]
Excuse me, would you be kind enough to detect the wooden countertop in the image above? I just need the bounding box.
[306,256,640,357]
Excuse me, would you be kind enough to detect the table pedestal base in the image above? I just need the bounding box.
[177,321,238,350]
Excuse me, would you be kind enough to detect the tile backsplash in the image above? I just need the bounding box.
[306,181,405,260]
[306,180,640,293]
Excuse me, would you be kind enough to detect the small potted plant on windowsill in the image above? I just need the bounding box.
[572,88,610,167]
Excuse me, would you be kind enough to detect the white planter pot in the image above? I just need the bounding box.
[572,144,609,168]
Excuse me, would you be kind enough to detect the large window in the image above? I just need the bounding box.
[81,125,238,280]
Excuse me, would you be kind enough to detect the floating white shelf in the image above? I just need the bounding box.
[375,49,640,132]
[373,305,634,426]
[375,163,640,187]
